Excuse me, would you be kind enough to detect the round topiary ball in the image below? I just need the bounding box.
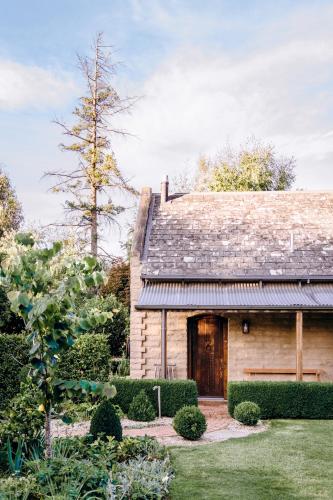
[234,401,261,426]
[90,400,122,441]
[173,405,207,440]
[128,390,156,422]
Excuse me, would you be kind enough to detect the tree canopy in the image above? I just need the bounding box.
[172,138,296,193]
[46,33,137,257]
[0,167,23,236]
[0,233,115,457]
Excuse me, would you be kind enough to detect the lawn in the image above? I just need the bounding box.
[170,420,333,499]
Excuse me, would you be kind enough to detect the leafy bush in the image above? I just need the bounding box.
[109,456,174,499]
[228,381,333,419]
[234,401,260,425]
[0,436,170,498]
[117,436,167,462]
[52,434,166,467]
[173,405,207,440]
[56,333,110,383]
[77,294,129,356]
[0,380,44,447]
[26,456,109,497]
[0,475,38,499]
[110,357,130,376]
[90,400,122,441]
[101,258,130,309]
[0,334,28,411]
[112,378,198,417]
[128,390,156,422]
[0,287,25,334]
[56,400,99,422]
[52,435,118,470]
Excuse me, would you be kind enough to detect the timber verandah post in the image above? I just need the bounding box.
[161,309,167,379]
[296,310,303,381]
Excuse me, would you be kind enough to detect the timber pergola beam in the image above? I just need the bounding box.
[296,311,303,381]
[161,309,167,379]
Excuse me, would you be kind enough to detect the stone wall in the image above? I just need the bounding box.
[131,309,333,383]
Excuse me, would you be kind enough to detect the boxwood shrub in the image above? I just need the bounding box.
[228,381,333,419]
[111,378,198,417]
[0,334,28,410]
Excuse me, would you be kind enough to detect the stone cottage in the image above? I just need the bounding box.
[130,178,333,398]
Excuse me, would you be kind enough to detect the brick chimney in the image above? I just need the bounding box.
[161,175,169,204]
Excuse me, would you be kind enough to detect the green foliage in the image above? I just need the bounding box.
[128,390,156,422]
[111,378,198,417]
[110,357,130,376]
[90,400,122,441]
[0,288,24,334]
[0,436,169,498]
[5,438,24,476]
[0,334,28,410]
[0,380,44,448]
[110,456,174,499]
[52,434,116,461]
[228,381,333,419]
[53,378,116,404]
[196,138,295,192]
[0,475,38,499]
[56,333,110,382]
[77,294,129,357]
[52,434,166,465]
[116,357,130,377]
[117,436,167,463]
[102,258,130,309]
[0,233,115,456]
[0,168,23,237]
[26,456,109,497]
[173,405,207,441]
[56,400,99,422]
[234,401,261,426]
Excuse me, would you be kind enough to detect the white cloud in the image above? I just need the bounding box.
[0,59,77,110]
[114,21,333,192]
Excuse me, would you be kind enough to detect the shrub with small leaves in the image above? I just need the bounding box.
[109,456,174,499]
[173,405,207,440]
[128,390,156,422]
[90,400,122,441]
[0,380,44,448]
[0,475,38,498]
[234,401,261,425]
[117,436,167,462]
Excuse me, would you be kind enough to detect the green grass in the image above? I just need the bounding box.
[170,420,333,499]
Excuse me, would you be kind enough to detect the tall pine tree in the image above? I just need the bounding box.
[46,33,137,256]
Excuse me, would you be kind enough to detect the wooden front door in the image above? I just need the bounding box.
[188,316,227,397]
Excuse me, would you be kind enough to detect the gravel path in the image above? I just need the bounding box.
[51,416,267,445]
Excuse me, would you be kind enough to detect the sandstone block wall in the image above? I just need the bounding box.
[131,307,333,383]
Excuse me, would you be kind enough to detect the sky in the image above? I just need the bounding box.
[1,0,333,255]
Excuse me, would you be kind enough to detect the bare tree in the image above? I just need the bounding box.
[46,33,137,256]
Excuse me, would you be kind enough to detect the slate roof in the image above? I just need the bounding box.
[141,191,333,279]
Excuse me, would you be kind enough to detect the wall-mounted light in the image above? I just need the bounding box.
[242,320,250,334]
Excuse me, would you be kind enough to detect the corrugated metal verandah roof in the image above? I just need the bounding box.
[136,282,333,310]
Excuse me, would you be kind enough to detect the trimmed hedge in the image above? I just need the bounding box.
[228,381,333,419]
[57,334,110,382]
[111,378,198,417]
[0,334,28,410]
